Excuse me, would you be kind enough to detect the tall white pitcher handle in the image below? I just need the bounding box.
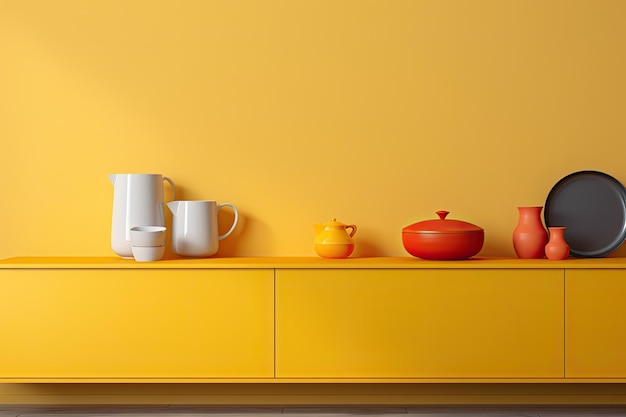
[217,203,238,240]
[163,176,177,201]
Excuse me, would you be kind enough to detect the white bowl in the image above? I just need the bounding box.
[131,245,165,262]
[130,226,166,247]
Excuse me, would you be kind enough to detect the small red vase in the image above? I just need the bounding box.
[513,206,549,259]
[545,227,570,260]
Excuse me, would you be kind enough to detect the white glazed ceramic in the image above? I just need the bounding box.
[167,200,238,257]
[130,226,166,247]
[109,174,176,258]
[131,245,165,262]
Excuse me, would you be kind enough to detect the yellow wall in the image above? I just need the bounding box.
[1,0,625,259]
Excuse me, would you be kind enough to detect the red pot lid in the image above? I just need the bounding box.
[403,211,483,234]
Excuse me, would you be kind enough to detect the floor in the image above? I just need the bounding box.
[2,405,626,417]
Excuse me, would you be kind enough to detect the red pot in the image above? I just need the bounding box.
[402,210,484,260]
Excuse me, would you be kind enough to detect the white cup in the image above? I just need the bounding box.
[131,245,165,262]
[129,226,166,247]
[167,200,238,257]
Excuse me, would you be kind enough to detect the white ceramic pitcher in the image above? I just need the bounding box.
[109,174,176,258]
[167,200,238,257]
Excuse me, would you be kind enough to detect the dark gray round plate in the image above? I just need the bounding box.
[544,170,626,257]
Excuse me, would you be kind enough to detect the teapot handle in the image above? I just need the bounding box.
[163,176,177,201]
[346,225,357,238]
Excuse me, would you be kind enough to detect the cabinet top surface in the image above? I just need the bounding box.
[1,256,626,269]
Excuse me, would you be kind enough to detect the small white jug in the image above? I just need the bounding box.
[167,200,238,257]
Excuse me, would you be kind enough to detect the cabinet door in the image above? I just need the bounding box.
[0,269,274,380]
[566,269,626,378]
[276,269,564,379]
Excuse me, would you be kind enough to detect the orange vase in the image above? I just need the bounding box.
[513,206,549,259]
[545,226,570,260]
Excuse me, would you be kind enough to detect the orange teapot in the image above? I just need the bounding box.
[313,218,357,259]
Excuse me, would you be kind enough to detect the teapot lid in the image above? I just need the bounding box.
[403,211,483,234]
[322,218,347,227]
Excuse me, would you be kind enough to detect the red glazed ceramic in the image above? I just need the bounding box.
[402,210,484,260]
[513,206,549,259]
[545,226,570,260]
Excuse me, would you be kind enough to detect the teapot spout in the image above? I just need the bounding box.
[108,174,117,186]
[313,224,325,234]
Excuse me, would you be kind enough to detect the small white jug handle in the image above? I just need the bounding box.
[163,176,177,201]
[217,203,238,240]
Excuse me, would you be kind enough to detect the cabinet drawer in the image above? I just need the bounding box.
[566,269,626,378]
[0,269,274,380]
[276,268,564,379]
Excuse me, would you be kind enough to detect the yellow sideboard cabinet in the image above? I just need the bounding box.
[0,264,274,380]
[566,269,626,378]
[2,256,626,405]
[276,268,563,379]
